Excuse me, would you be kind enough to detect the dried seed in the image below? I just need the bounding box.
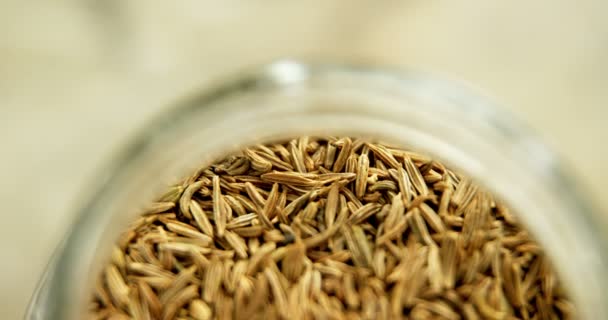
[369,180,397,192]
[105,265,130,309]
[134,240,160,266]
[224,230,248,258]
[372,248,387,279]
[345,153,358,174]
[418,300,460,320]
[226,213,257,229]
[375,215,408,245]
[232,225,264,238]
[259,183,279,228]
[367,142,401,169]
[244,148,273,173]
[223,195,248,217]
[212,175,226,237]
[281,243,306,281]
[143,202,175,216]
[189,200,214,237]
[389,167,413,206]
[419,203,446,233]
[403,155,428,196]
[427,244,443,293]
[333,137,352,172]
[462,303,480,320]
[166,221,213,243]
[160,266,196,304]
[91,138,573,320]
[159,185,184,203]
[162,284,199,320]
[409,208,436,246]
[233,194,257,213]
[502,253,525,307]
[246,242,277,275]
[343,272,360,309]
[355,152,369,198]
[349,203,382,225]
[385,193,405,229]
[203,259,223,303]
[289,139,307,173]
[255,147,293,171]
[441,232,459,289]
[179,181,205,219]
[325,183,340,228]
[264,267,289,318]
[324,142,337,169]
[138,280,161,319]
[261,171,318,187]
[158,242,209,256]
[128,262,175,280]
[189,299,212,320]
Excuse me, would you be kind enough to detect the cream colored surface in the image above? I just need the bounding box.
[1,1,607,318]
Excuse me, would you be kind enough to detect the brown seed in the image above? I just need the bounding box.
[232,225,264,238]
[384,193,405,229]
[419,203,446,233]
[325,183,340,228]
[418,300,460,320]
[158,185,184,203]
[343,272,360,309]
[223,195,248,217]
[162,284,199,320]
[246,242,277,275]
[324,142,337,169]
[259,183,279,229]
[244,148,273,173]
[462,303,480,320]
[166,221,213,243]
[137,280,161,319]
[349,203,382,225]
[502,253,525,308]
[369,180,397,192]
[427,244,443,293]
[409,208,436,246]
[355,152,369,198]
[289,139,307,173]
[179,181,205,219]
[128,262,175,280]
[264,267,289,318]
[189,299,212,320]
[389,167,413,206]
[90,138,574,320]
[332,137,352,172]
[212,175,226,237]
[403,155,429,196]
[261,171,318,187]
[225,213,257,229]
[189,200,214,237]
[441,232,459,289]
[143,202,175,216]
[203,259,223,303]
[105,265,130,309]
[160,266,196,305]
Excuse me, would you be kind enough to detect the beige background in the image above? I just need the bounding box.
[1,1,607,318]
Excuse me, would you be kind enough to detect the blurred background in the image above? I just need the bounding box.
[1,1,607,318]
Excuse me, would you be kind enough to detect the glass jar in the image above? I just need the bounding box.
[27,61,607,319]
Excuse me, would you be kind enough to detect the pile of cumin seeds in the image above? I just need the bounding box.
[90,137,575,320]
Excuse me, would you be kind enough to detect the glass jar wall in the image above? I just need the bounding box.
[27,61,607,319]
